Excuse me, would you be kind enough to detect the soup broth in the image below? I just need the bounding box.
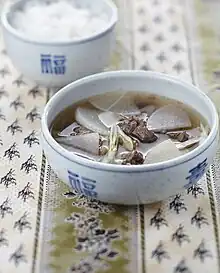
[50,91,209,165]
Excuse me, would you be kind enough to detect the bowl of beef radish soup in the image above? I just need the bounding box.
[41,71,219,204]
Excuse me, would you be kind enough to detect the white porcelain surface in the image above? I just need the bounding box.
[41,71,219,204]
[1,0,118,88]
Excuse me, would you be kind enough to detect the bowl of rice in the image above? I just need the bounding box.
[1,0,118,88]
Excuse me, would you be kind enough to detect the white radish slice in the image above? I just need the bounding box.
[144,139,183,164]
[75,106,108,136]
[138,134,169,154]
[98,111,121,128]
[59,143,101,161]
[147,105,192,132]
[176,137,200,150]
[58,122,80,137]
[140,105,157,116]
[56,133,100,155]
[109,94,141,116]
[89,92,127,111]
[89,92,140,115]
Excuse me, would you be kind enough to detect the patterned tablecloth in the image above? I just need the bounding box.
[0,0,220,273]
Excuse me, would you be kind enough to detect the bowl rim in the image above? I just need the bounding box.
[41,70,219,173]
[1,0,118,45]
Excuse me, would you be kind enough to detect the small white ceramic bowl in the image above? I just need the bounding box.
[41,71,219,205]
[1,0,117,88]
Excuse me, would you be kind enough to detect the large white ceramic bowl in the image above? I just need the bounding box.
[41,71,219,205]
[1,0,117,88]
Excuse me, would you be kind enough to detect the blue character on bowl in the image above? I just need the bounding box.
[41,54,66,75]
[68,170,98,198]
[184,158,208,189]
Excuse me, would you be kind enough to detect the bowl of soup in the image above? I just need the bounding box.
[41,71,219,204]
[1,0,117,88]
